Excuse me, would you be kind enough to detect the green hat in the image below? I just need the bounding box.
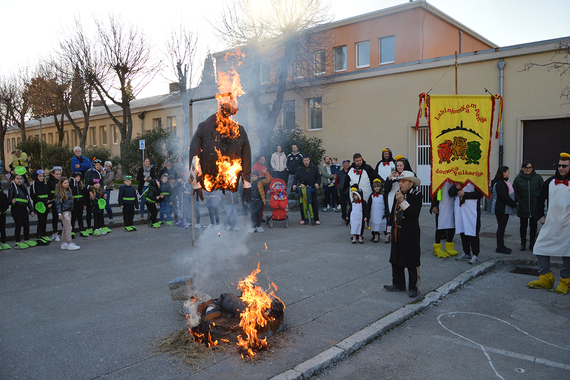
[98,198,107,210]
[14,166,26,176]
[35,202,46,214]
[124,175,132,180]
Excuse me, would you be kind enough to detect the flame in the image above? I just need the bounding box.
[203,147,242,192]
[215,49,245,139]
[236,262,284,358]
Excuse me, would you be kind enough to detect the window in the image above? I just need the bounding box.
[65,131,69,145]
[283,101,296,129]
[112,125,119,144]
[71,130,77,146]
[379,35,395,64]
[153,118,162,130]
[523,118,570,170]
[334,46,347,72]
[261,62,270,84]
[7,139,10,152]
[17,137,21,144]
[167,116,177,133]
[314,50,326,75]
[48,133,54,144]
[13,138,17,148]
[101,126,107,145]
[356,41,370,68]
[308,97,322,130]
[90,127,97,146]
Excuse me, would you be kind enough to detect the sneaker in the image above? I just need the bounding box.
[332,208,338,212]
[257,226,265,233]
[247,227,255,233]
[195,224,201,229]
[254,227,258,233]
[52,233,60,242]
[93,229,101,236]
[495,246,512,254]
[300,220,305,225]
[60,243,69,250]
[109,219,114,223]
[233,226,240,231]
[456,253,472,261]
[226,225,232,231]
[67,243,80,251]
[336,205,341,211]
[469,255,479,265]
[315,220,321,225]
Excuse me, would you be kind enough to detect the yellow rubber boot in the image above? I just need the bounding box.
[445,242,459,256]
[527,272,555,289]
[554,278,570,295]
[433,243,449,258]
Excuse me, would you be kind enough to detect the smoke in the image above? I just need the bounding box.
[183,299,200,328]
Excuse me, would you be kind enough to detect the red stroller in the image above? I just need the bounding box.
[267,178,289,228]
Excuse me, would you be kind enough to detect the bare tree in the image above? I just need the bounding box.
[1,70,32,143]
[0,76,15,165]
[213,0,335,147]
[55,18,99,150]
[89,15,160,157]
[165,26,201,152]
[523,40,570,101]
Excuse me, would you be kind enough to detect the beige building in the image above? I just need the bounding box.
[5,1,570,202]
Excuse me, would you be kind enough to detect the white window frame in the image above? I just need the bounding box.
[356,41,370,68]
[112,125,119,145]
[101,125,108,145]
[314,50,326,75]
[167,116,177,133]
[90,127,97,146]
[307,97,323,131]
[379,35,395,65]
[153,118,162,130]
[334,45,347,72]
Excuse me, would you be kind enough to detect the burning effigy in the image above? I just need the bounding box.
[178,263,284,359]
[189,50,252,199]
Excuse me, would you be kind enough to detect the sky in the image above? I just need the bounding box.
[1,0,568,98]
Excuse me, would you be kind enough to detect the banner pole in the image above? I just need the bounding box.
[455,51,458,95]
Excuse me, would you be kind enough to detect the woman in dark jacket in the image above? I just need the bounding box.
[491,166,518,254]
[512,160,544,251]
[136,158,156,221]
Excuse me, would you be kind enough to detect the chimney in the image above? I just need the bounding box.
[93,100,104,107]
[169,82,181,93]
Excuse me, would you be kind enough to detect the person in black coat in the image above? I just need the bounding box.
[8,174,35,246]
[189,108,252,201]
[70,172,87,233]
[491,166,518,254]
[30,170,50,241]
[119,176,139,230]
[384,171,422,298]
[136,158,156,221]
[292,156,322,224]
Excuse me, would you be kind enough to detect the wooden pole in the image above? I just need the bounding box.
[455,51,458,95]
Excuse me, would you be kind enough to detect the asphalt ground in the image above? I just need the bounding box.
[1,203,567,380]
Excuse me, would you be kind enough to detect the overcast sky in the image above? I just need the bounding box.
[1,0,568,98]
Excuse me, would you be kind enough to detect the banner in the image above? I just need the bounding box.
[417,94,502,199]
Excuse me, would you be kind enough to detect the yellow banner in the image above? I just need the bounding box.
[429,95,498,199]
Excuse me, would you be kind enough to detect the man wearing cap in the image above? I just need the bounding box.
[84,159,103,231]
[71,147,91,179]
[527,152,570,294]
[384,171,422,298]
[292,156,321,225]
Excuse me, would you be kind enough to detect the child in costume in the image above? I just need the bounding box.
[144,179,163,227]
[429,181,458,258]
[348,187,369,244]
[8,174,35,249]
[47,167,62,241]
[30,169,51,244]
[90,179,107,235]
[249,169,271,233]
[118,175,139,231]
[449,181,483,265]
[368,179,386,243]
[159,174,171,224]
[55,177,80,250]
[297,181,316,225]
[0,185,10,250]
[70,172,87,235]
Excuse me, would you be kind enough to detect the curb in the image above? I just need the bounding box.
[269,257,538,380]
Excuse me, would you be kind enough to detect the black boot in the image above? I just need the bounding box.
[520,239,526,251]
